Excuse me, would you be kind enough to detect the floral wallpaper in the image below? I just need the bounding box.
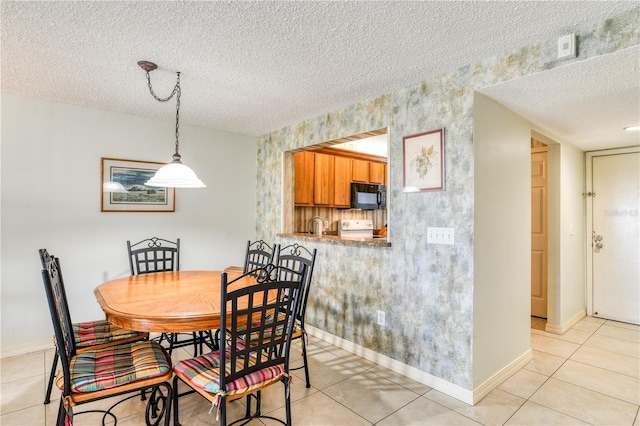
[256,9,638,390]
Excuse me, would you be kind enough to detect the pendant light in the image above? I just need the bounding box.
[138,60,206,188]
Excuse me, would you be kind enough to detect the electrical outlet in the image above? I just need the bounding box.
[376,310,385,326]
[427,227,455,245]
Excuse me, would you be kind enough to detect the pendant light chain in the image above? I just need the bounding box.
[144,71,181,157]
[138,59,205,188]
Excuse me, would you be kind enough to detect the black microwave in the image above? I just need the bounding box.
[350,183,386,210]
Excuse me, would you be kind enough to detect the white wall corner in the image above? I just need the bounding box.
[472,348,533,404]
[306,325,474,405]
[545,308,586,335]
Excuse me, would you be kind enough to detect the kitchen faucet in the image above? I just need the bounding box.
[308,216,326,235]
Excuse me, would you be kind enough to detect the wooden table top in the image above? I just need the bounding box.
[94,270,253,333]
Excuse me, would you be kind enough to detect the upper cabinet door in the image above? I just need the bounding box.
[294,151,315,206]
[369,162,386,185]
[333,156,352,207]
[352,159,369,182]
[313,153,335,205]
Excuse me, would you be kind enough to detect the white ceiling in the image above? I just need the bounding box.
[2,1,639,151]
[481,46,640,151]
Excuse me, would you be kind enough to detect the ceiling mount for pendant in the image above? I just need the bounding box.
[138,60,206,189]
[137,61,158,73]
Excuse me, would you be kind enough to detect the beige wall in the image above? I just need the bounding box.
[472,93,532,387]
[254,9,638,401]
[1,93,258,349]
[559,138,587,323]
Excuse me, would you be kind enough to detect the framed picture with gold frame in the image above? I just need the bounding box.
[100,157,175,212]
[402,128,445,192]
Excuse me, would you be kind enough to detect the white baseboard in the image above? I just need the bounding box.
[0,339,52,359]
[471,348,533,404]
[306,325,474,405]
[545,308,586,335]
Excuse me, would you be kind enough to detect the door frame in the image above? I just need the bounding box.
[585,146,640,317]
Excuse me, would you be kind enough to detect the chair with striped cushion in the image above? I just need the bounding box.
[214,240,280,349]
[40,249,173,426]
[172,264,304,426]
[274,243,317,388]
[42,256,148,405]
[127,237,212,356]
[239,243,317,388]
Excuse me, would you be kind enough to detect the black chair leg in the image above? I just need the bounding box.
[167,333,176,355]
[301,338,311,388]
[219,397,227,426]
[44,351,59,404]
[192,332,200,356]
[284,378,292,425]
[55,399,66,426]
[213,329,221,350]
[172,376,181,426]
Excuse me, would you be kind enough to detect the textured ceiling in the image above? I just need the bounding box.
[2,1,639,151]
[481,46,640,151]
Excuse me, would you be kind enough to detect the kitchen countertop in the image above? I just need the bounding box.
[277,232,391,247]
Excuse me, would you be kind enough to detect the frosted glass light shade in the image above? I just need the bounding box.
[145,162,206,188]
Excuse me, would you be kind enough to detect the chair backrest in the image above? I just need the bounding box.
[39,249,76,395]
[243,240,278,277]
[276,243,317,326]
[127,237,180,275]
[218,264,304,387]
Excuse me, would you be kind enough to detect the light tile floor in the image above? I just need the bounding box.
[1,316,638,425]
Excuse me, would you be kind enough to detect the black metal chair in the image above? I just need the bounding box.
[243,240,279,277]
[232,243,317,388]
[215,239,280,348]
[39,249,173,426]
[127,237,180,275]
[127,237,212,356]
[275,243,317,388]
[172,264,304,426]
[42,254,148,405]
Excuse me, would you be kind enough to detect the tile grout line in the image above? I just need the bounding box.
[500,318,603,426]
[517,318,640,425]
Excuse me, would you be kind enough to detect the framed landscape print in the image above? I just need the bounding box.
[403,128,445,192]
[100,157,175,212]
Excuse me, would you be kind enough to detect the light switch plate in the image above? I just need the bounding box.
[427,227,455,245]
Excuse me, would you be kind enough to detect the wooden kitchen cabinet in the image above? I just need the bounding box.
[352,159,369,182]
[353,159,386,185]
[313,153,334,205]
[294,151,315,206]
[333,156,352,207]
[295,150,386,207]
[369,161,386,185]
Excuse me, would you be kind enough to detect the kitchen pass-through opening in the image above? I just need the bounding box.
[282,128,389,239]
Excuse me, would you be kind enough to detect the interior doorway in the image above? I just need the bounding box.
[531,139,548,318]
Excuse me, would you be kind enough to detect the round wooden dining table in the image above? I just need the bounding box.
[94,269,252,333]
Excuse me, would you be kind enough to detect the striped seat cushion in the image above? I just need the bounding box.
[56,341,170,393]
[241,312,302,344]
[173,349,285,397]
[73,320,145,348]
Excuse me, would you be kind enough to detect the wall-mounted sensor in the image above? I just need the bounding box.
[558,34,577,59]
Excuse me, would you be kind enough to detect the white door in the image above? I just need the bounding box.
[588,149,640,325]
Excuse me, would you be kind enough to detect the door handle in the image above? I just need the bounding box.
[594,234,604,250]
